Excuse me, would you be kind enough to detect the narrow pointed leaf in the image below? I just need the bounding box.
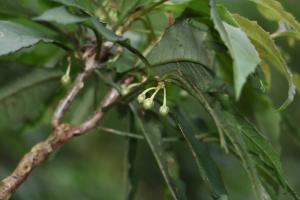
[249,0,300,32]
[173,109,228,200]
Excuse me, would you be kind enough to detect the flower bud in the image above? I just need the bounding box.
[143,98,154,110]
[137,93,146,103]
[159,105,169,116]
[61,74,70,85]
[121,85,130,96]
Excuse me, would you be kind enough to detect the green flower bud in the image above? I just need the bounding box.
[143,98,154,110]
[121,85,130,96]
[137,93,146,103]
[61,61,71,86]
[159,105,169,116]
[61,74,70,85]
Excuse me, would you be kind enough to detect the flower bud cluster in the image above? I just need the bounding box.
[137,82,169,116]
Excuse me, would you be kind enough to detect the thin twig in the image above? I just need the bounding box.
[97,126,217,143]
[97,126,144,140]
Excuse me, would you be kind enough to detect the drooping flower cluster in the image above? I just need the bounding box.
[121,81,170,116]
[137,82,169,116]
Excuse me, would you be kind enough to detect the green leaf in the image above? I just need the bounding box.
[0,62,62,133]
[249,0,300,32]
[154,62,297,199]
[147,19,224,149]
[283,114,300,147]
[147,19,210,68]
[173,109,228,200]
[91,17,124,42]
[115,49,136,73]
[0,0,32,17]
[178,79,284,200]
[123,113,139,200]
[186,0,210,16]
[177,73,272,200]
[52,0,96,14]
[250,94,281,146]
[0,0,51,17]
[123,138,138,200]
[212,105,273,200]
[209,0,260,99]
[0,21,52,56]
[232,14,296,110]
[130,104,187,200]
[118,0,143,22]
[33,6,89,24]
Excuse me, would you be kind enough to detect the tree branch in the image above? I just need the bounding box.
[0,87,120,200]
[0,43,130,200]
[52,46,106,127]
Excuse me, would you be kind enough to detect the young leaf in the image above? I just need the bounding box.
[130,104,187,200]
[0,21,53,56]
[0,62,62,133]
[233,14,296,110]
[249,0,300,32]
[33,6,89,24]
[209,0,260,99]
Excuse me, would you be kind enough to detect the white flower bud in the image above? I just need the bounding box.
[159,105,169,116]
[121,85,130,96]
[143,98,154,110]
[137,93,146,103]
